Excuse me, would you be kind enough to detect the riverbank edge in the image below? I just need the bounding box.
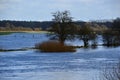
[0,31,48,34]
[0,44,119,52]
[0,45,101,52]
[0,47,36,52]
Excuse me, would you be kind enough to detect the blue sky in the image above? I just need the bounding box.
[0,0,120,21]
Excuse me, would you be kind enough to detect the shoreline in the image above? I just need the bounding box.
[0,31,47,33]
[0,31,48,35]
[0,47,36,52]
[1,45,119,52]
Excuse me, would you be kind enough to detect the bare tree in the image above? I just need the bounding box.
[48,10,77,44]
[78,22,97,47]
[102,29,120,47]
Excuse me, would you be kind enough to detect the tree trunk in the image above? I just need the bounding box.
[83,40,88,47]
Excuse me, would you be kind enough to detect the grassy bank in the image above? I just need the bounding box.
[0,31,48,35]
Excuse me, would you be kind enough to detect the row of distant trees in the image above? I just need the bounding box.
[0,20,53,30]
[48,11,120,47]
[0,22,42,31]
[0,21,108,32]
[0,18,113,31]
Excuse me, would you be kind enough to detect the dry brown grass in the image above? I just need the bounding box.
[35,41,76,52]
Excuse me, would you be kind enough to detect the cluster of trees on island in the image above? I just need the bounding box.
[47,11,120,47]
[35,11,120,52]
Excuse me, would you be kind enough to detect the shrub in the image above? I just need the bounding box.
[102,30,120,47]
[35,41,76,52]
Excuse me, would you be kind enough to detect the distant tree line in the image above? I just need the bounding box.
[0,20,54,31]
[0,19,113,31]
[0,22,42,31]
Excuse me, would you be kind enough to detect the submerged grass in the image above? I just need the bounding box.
[0,31,48,35]
[0,32,12,35]
[0,47,35,52]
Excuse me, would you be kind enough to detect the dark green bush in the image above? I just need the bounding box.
[35,41,76,52]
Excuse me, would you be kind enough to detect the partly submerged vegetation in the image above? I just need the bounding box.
[35,41,76,52]
[0,30,48,35]
[0,47,35,52]
[34,11,120,52]
[0,32,12,35]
